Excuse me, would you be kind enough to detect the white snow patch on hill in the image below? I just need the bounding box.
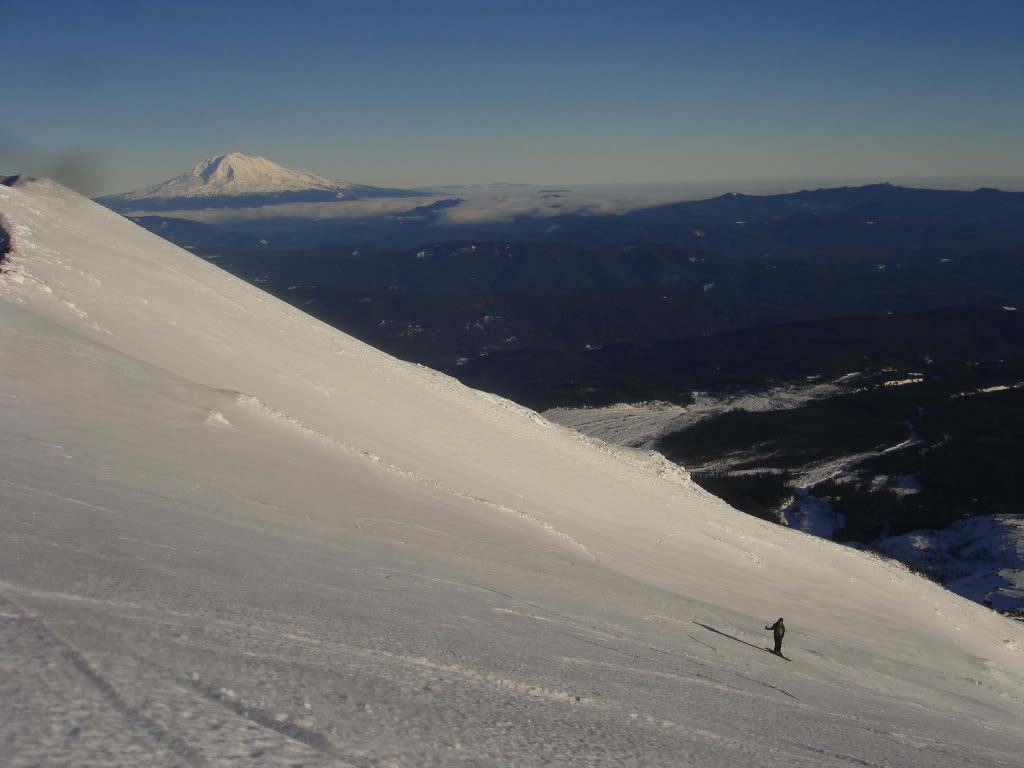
[543,379,849,450]
[953,380,1024,399]
[1,178,1022,766]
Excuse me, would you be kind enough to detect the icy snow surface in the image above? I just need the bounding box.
[1,179,1022,766]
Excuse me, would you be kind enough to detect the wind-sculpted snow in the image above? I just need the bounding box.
[1,177,1023,766]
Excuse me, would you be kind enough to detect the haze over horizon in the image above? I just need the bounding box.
[4,0,1022,196]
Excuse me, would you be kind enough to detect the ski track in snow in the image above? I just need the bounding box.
[3,580,966,768]
[0,593,206,767]
[1,581,781,766]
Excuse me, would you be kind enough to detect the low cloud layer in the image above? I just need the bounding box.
[123,196,443,223]
[433,189,690,225]
[428,179,833,224]
[432,176,1024,225]
[119,176,1024,228]
[125,185,722,227]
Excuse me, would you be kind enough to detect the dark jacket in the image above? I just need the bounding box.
[767,619,785,639]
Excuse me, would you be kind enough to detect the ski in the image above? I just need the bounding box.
[765,647,791,661]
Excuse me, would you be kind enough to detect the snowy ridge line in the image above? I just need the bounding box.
[479,390,699,492]
[231,393,599,561]
[0,593,207,768]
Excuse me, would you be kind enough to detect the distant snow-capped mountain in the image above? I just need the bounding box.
[126,153,350,198]
[95,152,423,212]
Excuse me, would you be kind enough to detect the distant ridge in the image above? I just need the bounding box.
[95,152,423,212]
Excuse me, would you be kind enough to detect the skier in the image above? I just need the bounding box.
[765,618,785,655]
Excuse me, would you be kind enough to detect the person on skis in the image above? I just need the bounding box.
[765,618,785,655]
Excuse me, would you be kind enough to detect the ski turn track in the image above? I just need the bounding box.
[0,593,205,767]
[0,589,362,767]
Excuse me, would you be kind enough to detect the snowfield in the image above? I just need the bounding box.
[543,382,848,451]
[1,178,1022,766]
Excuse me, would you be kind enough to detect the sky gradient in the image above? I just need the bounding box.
[3,0,1022,196]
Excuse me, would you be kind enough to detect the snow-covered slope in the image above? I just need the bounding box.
[95,152,420,211]
[873,515,1024,613]
[1,178,1022,766]
[545,399,1024,613]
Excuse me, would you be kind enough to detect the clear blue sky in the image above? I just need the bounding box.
[3,0,1022,195]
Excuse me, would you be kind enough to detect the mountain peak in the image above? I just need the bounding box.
[94,153,424,212]
[133,152,348,200]
[182,153,330,187]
